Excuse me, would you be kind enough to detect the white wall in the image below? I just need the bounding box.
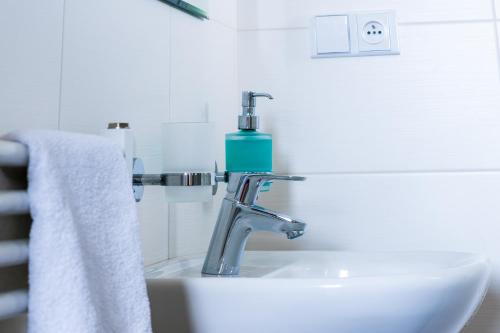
[0,0,238,266]
[237,0,500,332]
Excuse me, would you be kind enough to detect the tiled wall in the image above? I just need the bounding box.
[237,0,500,332]
[1,0,238,265]
[58,0,238,265]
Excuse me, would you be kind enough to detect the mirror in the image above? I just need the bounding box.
[158,0,208,20]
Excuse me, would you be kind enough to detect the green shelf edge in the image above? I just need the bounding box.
[158,0,209,20]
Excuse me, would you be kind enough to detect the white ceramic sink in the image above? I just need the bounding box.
[146,251,490,333]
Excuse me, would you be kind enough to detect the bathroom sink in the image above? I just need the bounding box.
[146,251,490,333]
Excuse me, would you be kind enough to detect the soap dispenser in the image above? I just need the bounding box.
[225,91,273,173]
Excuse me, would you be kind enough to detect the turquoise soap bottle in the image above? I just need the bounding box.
[226,91,274,173]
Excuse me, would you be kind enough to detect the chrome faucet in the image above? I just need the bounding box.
[202,172,306,276]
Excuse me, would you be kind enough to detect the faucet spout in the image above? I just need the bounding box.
[242,204,306,239]
[202,173,307,276]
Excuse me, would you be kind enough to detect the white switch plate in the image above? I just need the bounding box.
[315,15,350,54]
[311,10,400,58]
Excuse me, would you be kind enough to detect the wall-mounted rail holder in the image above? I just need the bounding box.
[103,122,221,203]
[131,159,226,202]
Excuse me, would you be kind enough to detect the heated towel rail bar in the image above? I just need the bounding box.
[0,141,28,167]
[0,140,29,321]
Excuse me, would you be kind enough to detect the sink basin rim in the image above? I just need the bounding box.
[145,250,490,281]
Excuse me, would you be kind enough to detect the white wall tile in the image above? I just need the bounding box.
[209,0,237,29]
[239,22,500,174]
[238,0,493,30]
[169,10,237,125]
[495,0,500,18]
[59,0,172,263]
[0,0,64,134]
[247,171,500,331]
[139,187,169,266]
[60,0,172,171]
[170,10,211,123]
[168,189,225,257]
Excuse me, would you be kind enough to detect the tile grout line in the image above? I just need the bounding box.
[238,26,308,32]
[275,169,500,177]
[167,201,172,258]
[168,6,173,122]
[398,18,496,26]
[210,17,238,32]
[56,0,67,130]
[237,18,499,32]
[491,0,500,81]
[167,7,172,260]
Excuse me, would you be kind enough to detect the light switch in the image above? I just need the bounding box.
[315,15,350,54]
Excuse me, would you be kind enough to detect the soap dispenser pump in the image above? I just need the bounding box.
[225,91,274,173]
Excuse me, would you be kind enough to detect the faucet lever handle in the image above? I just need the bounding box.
[247,174,305,182]
[230,173,306,205]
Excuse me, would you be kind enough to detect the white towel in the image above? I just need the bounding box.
[5,130,152,333]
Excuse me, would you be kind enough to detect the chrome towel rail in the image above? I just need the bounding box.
[0,139,30,321]
[0,141,28,167]
[0,290,28,321]
[0,191,29,215]
[0,240,29,267]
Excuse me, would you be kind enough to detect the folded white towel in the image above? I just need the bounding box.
[6,130,152,333]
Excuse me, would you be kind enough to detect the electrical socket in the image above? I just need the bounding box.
[362,21,386,44]
[357,13,391,52]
